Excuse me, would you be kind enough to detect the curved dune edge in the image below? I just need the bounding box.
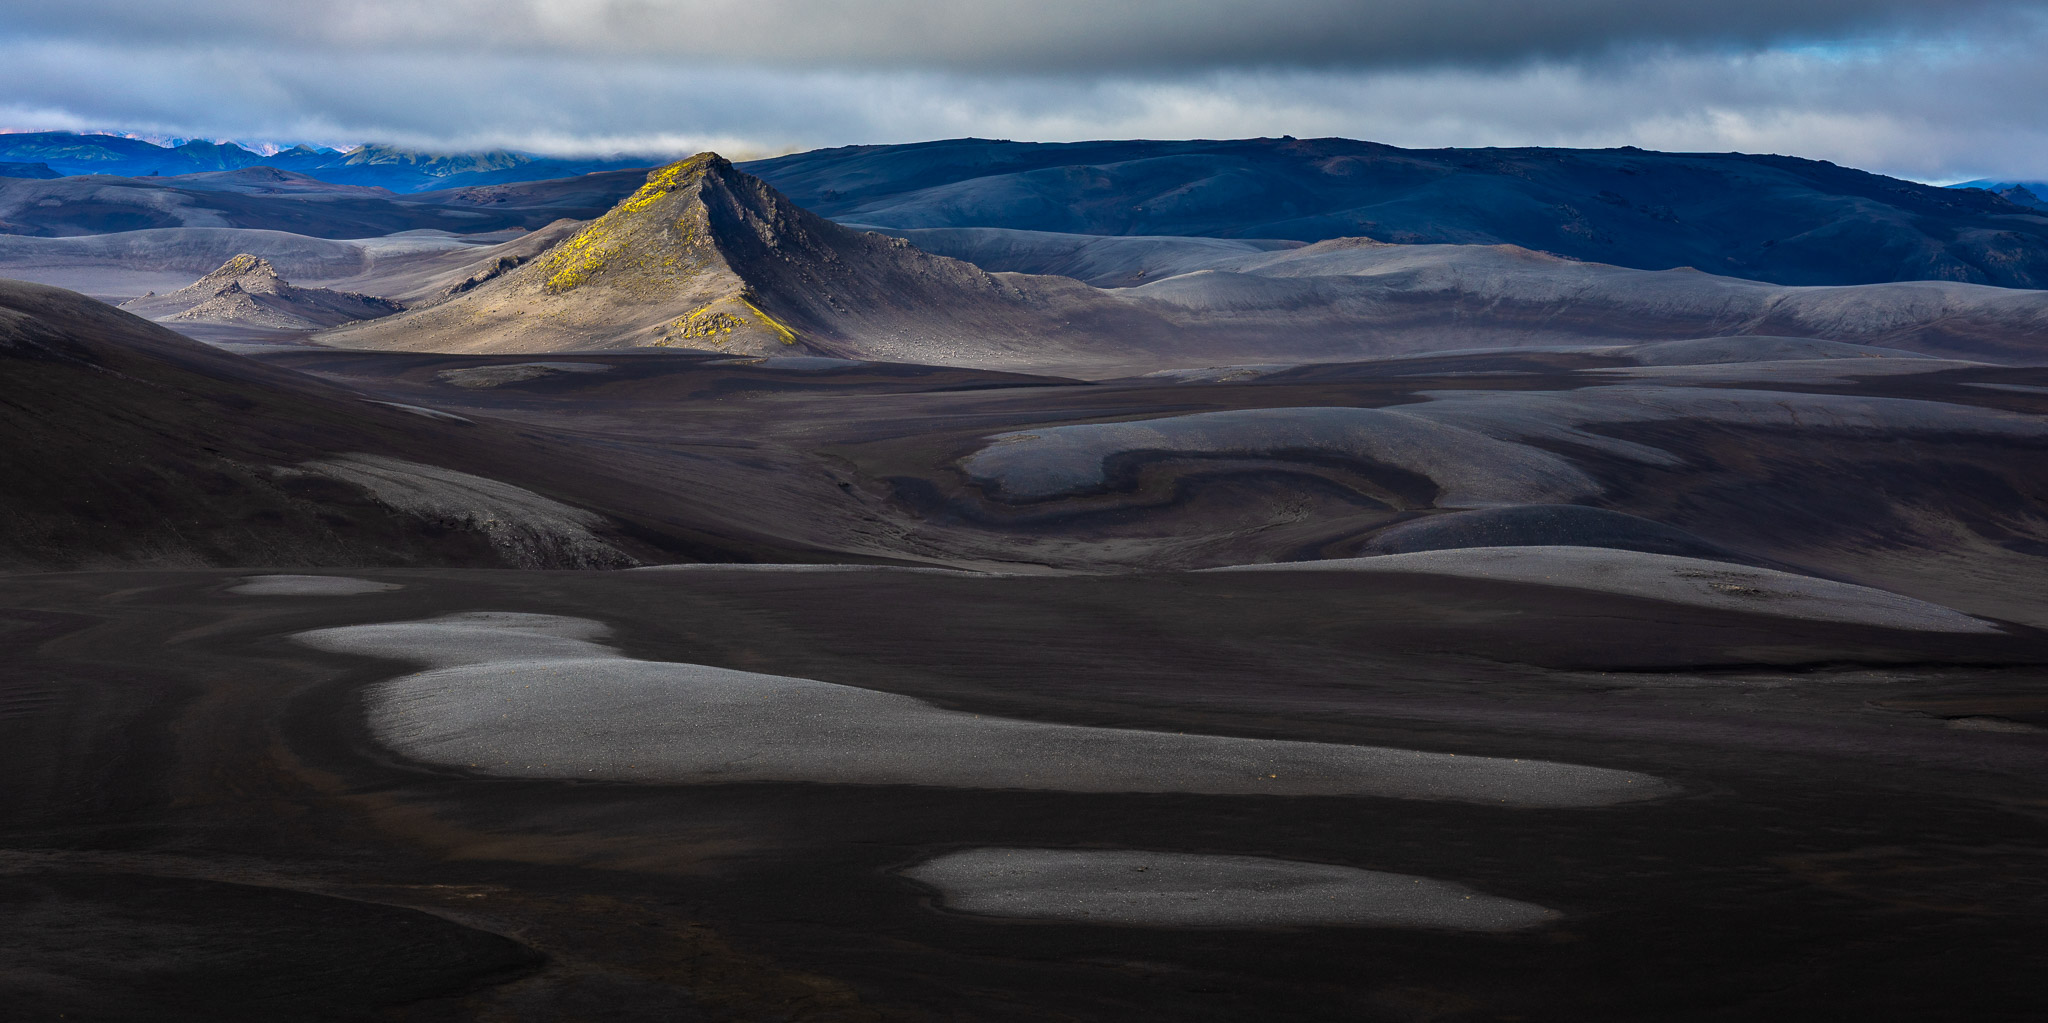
[292,611,1671,807]
[902,848,1562,930]
[228,574,402,596]
[1208,546,1999,634]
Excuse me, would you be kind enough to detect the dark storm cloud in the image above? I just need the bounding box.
[0,0,2039,71]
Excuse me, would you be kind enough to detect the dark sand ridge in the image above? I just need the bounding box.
[0,279,919,571]
[234,336,2048,623]
[1359,505,1755,563]
[1212,546,1998,634]
[903,848,1561,930]
[294,610,1672,807]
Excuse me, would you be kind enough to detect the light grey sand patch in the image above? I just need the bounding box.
[1612,336,1933,366]
[293,612,1670,807]
[363,400,473,424]
[1398,385,2048,468]
[1211,546,1996,633]
[1141,364,1295,384]
[437,362,612,388]
[291,454,633,569]
[1946,717,2044,734]
[627,562,989,576]
[962,407,1598,506]
[227,574,401,596]
[902,848,1560,930]
[1965,382,2048,396]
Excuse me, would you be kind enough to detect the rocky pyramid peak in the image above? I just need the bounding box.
[198,253,284,286]
[314,153,1111,360]
[121,252,400,330]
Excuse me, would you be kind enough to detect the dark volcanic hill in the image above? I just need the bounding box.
[742,137,2048,289]
[320,154,1167,365]
[0,278,842,569]
[119,254,402,329]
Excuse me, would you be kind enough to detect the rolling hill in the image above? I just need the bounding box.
[0,278,845,569]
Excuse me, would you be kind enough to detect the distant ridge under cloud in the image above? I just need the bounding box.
[0,132,664,193]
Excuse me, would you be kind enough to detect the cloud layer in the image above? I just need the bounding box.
[3,1,2046,181]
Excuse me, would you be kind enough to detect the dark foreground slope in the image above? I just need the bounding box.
[2,566,2043,1021]
[0,279,874,569]
[744,137,2048,288]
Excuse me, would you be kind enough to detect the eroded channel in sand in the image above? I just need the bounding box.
[293,611,1671,807]
[902,848,1561,930]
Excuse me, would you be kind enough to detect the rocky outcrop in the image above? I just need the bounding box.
[121,253,402,329]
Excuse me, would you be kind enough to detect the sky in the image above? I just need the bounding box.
[2,0,2046,182]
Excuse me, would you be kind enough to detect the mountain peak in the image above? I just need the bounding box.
[534,153,729,296]
[314,154,1096,360]
[199,253,282,286]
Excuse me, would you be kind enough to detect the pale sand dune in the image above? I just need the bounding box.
[962,407,1599,506]
[903,848,1561,930]
[627,562,988,576]
[291,454,633,569]
[227,575,402,596]
[1210,546,1998,633]
[293,611,1671,807]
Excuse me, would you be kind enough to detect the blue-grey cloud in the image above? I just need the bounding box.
[1,0,2039,71]
[1,1,2046,182]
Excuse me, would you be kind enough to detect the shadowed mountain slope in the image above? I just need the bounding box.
[743,137,2048,289]
[119,254,402,329]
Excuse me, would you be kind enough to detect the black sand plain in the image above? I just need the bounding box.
[4,556,2046,1021]
[6,227,2048,1019]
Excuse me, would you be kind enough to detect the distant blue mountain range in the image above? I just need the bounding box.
[745,138,2048,288]
[6,131,2048,289]
[1951,179,2048,209]
[0,132,662,193]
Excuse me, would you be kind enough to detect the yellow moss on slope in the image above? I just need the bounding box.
[539,153,720,295]
[740,293,799,345]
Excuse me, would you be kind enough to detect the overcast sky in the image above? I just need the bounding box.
[3,0,2045,181]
